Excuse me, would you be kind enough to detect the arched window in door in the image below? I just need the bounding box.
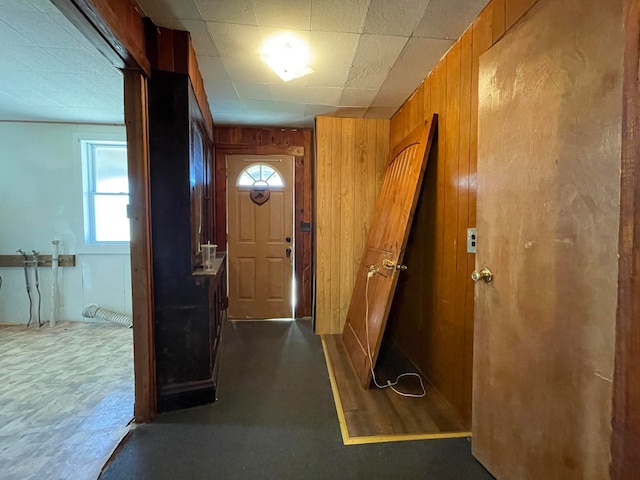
[236,163,284,187]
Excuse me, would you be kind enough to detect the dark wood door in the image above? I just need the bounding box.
[342,116,437,388]
[472,0,624,478]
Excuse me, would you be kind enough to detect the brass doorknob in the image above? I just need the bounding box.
[471,267,493,283]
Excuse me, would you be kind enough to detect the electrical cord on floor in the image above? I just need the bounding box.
[364,267,426,398]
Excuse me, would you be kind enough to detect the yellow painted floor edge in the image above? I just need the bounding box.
[343,431,472,445]
[321,336,350,444]
[321,335,472,446]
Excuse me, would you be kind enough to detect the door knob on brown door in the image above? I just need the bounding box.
[471,267,493,283]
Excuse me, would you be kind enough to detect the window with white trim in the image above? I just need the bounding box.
[236,163,284,187]
[82,141,130,244]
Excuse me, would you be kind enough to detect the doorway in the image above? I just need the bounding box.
[226,155,295,319]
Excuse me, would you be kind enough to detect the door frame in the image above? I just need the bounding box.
[226,154,295,319]
[52,0,156,422]
[214,131,313,319]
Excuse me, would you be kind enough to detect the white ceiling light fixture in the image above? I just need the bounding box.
[260,33,314,82]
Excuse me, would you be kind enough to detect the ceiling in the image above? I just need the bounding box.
[0,0,489,127]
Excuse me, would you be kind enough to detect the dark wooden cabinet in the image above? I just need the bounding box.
[148,69,226,413]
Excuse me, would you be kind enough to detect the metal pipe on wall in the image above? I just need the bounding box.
[50,240,59,328]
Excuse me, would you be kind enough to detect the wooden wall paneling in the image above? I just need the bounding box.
[329,118,343,331]
[492,0,506,43]
[314,117,390,334]
[422,77,431,124]
[440,41,462,404]
[505,0,538,30]
[456,29,473,422]
[612,0,640,476]
[427,60,447,392]
[314,118,331,333]
[123,69,156,422]
[339,120,356,327]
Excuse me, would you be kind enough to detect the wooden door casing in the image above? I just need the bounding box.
[473,0,624,478]
[342,117,437,388]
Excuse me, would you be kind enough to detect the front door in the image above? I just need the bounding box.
[227,155,294,319]
[472,0,623,478]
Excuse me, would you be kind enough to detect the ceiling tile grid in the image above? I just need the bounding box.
[0,0,490,126]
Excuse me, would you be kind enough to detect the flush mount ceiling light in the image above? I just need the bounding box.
[260,33,314,82]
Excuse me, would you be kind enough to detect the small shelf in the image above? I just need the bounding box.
[192,252,226,277]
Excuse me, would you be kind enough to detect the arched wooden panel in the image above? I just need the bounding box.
[342,116,437,388]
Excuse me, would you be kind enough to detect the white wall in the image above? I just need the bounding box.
[0,121,131,324]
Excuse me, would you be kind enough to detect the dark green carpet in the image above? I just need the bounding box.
[100,320,494,480]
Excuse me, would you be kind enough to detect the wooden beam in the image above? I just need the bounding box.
[51,0,149,75]
[124,69,156,422]
[0,255,75,268]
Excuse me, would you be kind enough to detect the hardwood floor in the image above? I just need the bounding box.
[322,334,469,444]
[0,321,133,480]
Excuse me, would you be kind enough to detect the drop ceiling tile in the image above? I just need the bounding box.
[333,107,367,118]
[207,22,261,57]
[0,19,30,46]
[49,13,96,50]
[370,83,413,108]
[306,86,342,106]
[310,0,369,33]
[253,0,311,30]
[344,65,389,90]
[0,0,40,13]
[204,80,239,100]
[0,9,79,48]
[197,55,232,83]
[364,106,397,118]
[46,47,116,76]
[3,45,69,73]
[195,0,257,25]
[234,82,272,101]
[304,104,337,118]
[31,0,59,14]
[222,55,280,83]
[243,99,275,114]
[374,37,453,102]
[210,98,246,113]
[310,31,359,66]
[362,0,431,36]
[306,67,349,88]
[270,84,306,103]
[351,34,408,70]
[134,0,202,21]
[340,88,378,107]
[153,19,220,56]
[274,101,305,115]
[413,0,489,39]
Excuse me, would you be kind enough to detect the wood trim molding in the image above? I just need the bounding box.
[611,0,640,476]
[124,70,156,422]
[51,0,149,75]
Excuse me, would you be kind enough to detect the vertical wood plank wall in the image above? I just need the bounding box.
[314,117,389,334]
[213,127,313,318]
[387,0,540,425]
